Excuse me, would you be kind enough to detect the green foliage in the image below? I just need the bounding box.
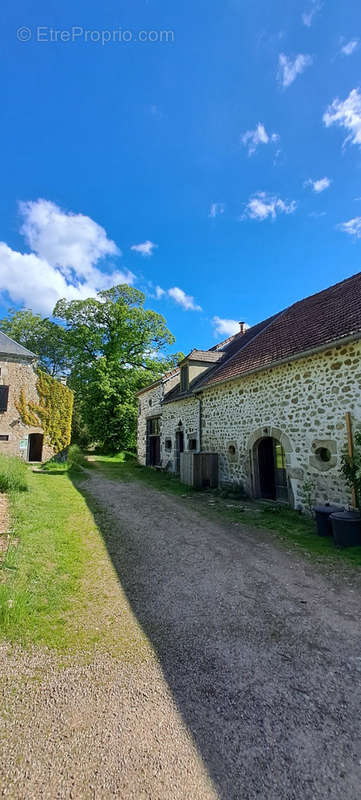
[16,371,74,454]
[54,285,179,452]
[341,426,361,507]
[1,285,179,454]
[0,454,28,493]
[0,308,69,377]
[67,444,88,469]
[298,478,315,515]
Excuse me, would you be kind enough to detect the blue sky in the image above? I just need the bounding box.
[1,0,361,354]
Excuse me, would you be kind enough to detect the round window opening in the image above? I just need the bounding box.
[148,399,152,407]
[315,446,331,463]
[228,444,236,456]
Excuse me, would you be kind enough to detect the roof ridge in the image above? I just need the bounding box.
[282,270,361,313]
[195,312,283,391]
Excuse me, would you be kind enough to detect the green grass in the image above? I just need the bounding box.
[0,454,28,493]
[41,444,90,474]
[92,451,196,496]
[0,467,146,654]
[93,453,361,569]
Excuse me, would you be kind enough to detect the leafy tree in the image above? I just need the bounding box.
[0,309,69,377]
[54,285,180,451]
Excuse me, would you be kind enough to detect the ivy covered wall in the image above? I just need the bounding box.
[16,371,74,454]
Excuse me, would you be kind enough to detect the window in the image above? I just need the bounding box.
[228,444,236,456]
[0,434,9,441]
[188,438,197,451]
[0,386,9,413]
[275,442,286,470]
[315,446,331,463]
[165,438,172,451]
[149,398,152,407]
[148,417,160,435]
[180,365,188,392]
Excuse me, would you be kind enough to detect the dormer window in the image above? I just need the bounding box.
[180,365,188,392]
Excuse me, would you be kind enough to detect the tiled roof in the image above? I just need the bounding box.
[181,349,223,363]
[0,331,35,359]
[163,315,280,403]
[201,272,361,388]
[136,366,180,396]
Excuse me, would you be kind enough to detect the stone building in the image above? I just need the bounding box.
[0,331,70,462]
[137,273,361,509]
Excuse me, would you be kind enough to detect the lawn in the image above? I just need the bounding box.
[0,463,149,656]
[93,453,361,569]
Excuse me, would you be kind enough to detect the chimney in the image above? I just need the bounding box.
[239,321,246,334]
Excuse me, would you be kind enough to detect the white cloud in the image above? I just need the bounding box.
[308,211,327,218]
[155,285,165,299]
[242,191,297,222]
[277,53,313,89]
[20,199,119,279]
[209,203,225,218]
[323,88,361,149]
[341,39,359,56]
[168,287,202,311]
[337,217,361,238]
[241,123,280,156]
[130,240,158,257]
[304,176,332,193]
[0,199,134,314]
[212,317,241,337]
[302,1,322,27]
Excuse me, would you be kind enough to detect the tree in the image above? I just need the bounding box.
[0,309,69,377]
[54,285,180,451]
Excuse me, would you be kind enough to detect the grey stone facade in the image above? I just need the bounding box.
[0,354,54,463]
[137,338,361,509]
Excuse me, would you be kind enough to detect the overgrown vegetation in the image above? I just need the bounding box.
[0,455,28,493]
[341,424,361,508]
[41,444,89,473]
[0,287,182,453]
[16,371,74,453]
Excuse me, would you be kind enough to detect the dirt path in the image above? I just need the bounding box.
[2,471,361,799]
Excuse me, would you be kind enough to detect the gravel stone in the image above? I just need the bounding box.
[1,471,361,799]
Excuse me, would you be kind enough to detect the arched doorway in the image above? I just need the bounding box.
[257,437,288,502]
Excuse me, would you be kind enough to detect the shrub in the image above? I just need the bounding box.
[67,444,88,469]
[0,455,28,493]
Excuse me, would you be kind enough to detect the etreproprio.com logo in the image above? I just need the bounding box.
[16,26,175,45]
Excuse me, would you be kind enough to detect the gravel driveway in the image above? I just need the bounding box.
[1,471,361,799]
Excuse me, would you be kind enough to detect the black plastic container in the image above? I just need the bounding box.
[330,511,361,547]
[314,504,344,537]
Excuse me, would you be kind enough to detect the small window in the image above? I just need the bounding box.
[228,444,236,456]
[0,386,9,413]
[148,417,160,435]
[188,439,197,451]
[0,434,9,441]
[165,439,172,451]
[180,365,188,392]
[315,446,331,463]
[149,398,152,407]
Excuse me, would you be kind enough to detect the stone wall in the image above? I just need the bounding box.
[136,339,361,508]
[137,382,163,465]
[137,371,181,466]
[0,357,53,462]
[161,396,200,471]
[201,340,361,508]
